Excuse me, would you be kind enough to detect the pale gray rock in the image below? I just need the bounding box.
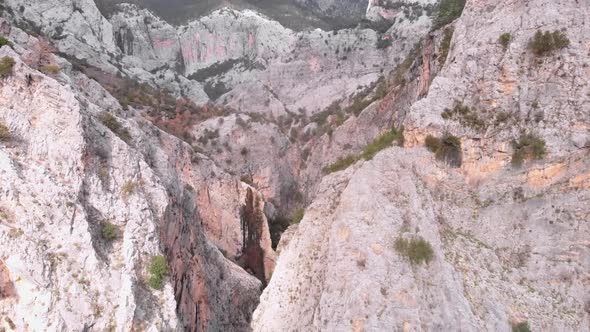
[253,0,590,331]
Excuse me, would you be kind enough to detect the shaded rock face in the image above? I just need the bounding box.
[240,188,276,285]
[160,193,261,332]
[253,0,590,331]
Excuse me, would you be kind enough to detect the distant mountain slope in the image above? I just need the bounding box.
[94,0,369,30]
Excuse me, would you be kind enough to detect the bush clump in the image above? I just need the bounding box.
[434,0,467,28]
[424,133,462,167]
[101,222,118,241]
[323,127,404,173]
[512,321,531,332]
[0,36,13,48]
[0,121,11,141]
[499,33,512,49]
[511,134,547,167]
[394,236,434,265]
[323,155,359,174]
[98,112,132,143]
[40,65,60,75]
[0,56,15,78]
[361,127,405,160]
[291,208,305,224]
[441,102,486,130]
[120,180,137,200]
[528,30,570,56]
[438,27,454,65]
[424,135,441,152]
[147,255,168,290]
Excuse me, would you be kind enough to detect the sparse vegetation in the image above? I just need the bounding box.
[512,321,531,332]
[323,154,359,174]
[425,135,441,153]
[323,127,404,173]
[528,30,570,56]
[499,33,512,49]
[394,236,434,265]
[511,134,547,167]
[424,133,462,167]
[98,112,132,143]
[0,121,11,141]
[291,208,305,225]
[121,180,136,200]
[441,101,485,130]
[0,56,15,78]
[39,65,60,75]
[101,222,117,241]
[439,27,454,65]
[434,0,466,28]
[0,36,13,48]
[147,255,168,290]
[361,127,405,160]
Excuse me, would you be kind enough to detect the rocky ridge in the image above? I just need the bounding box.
[0,22,276,331]
[254,0,590,330]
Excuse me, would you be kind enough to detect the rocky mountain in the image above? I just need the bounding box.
[0,0,588,331]
[95,0,369,30]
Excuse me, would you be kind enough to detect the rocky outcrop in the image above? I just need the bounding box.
[253,0,590,330]
[0,24,275,330]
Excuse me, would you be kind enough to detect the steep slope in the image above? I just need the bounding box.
[0,23,276,331]
[4,0,437,216]
[253,0,590,330]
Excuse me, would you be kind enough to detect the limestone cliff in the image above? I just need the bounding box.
[253,0,590,331]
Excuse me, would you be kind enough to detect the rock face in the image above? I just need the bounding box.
[0,25,275,331]
[253,0,590,331]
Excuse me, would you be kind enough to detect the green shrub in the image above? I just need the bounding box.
[434,0,467,28]
[499,33,512,49]
[323,155,359,174]
[439,27,454,65]
[101,222,117,241]
[0,121,10,141]
[512,321,531,332]
[511,134,547,167]
[98,112,132,143]
[147,255,168,290]
[39,65,60,75]
[0,36,13,48]
[394,236,434,265]
[425,133,462,167]
[529,30,570,56]
[291,208,305,224]
[0,56,15,78]
[361,127,404,160]
[424,135,441,152]
[441,102,486,130]
[323,127,404,173]
[436,133,462,167]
